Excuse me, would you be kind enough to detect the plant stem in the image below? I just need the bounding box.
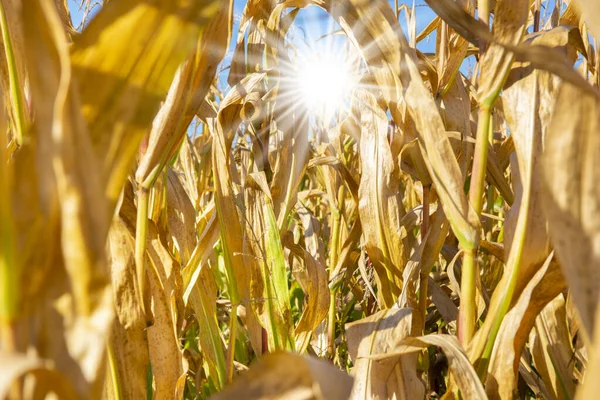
[327,185,344,359]
[418,184,431,333]
[226,303,239,383]
[0,128,17,352]
[459,248,477,344]
[0,0,26,147]
[469,106,492,215]
[478,0,490,53]
[107,341,123,400]
[135,187,150,322]
[459,104,491,345]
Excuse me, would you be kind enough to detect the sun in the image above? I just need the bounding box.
[292,51,355,121]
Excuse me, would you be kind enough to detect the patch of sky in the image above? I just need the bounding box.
[68,0,100,31]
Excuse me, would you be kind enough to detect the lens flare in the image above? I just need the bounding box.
[292,52,355,121]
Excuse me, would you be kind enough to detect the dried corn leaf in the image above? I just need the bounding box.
[211,352,353,400]
[437,0,475,95]
[580,0,600,37]
[269,92,310,231]
[576,298,600,399]
[0,353,79,400]
[330,0,480,249]
[477,0,528,105]
[346,308,424,399]
[213,72,267,343]
[484,254,566,399]
[71,0,223,202]
[357,90,408,307]
[244,172,295,352]
[136,0,232,189]
[117,184,184,399]
[108,219,150,399]
[502,27,574,312]
[166,168,197,265]
[282,233,330,353]
[16,1,114,396]
[424,0,598,98]
[530,294,576,400]
[542,82,600,338]
[369,334,487,399]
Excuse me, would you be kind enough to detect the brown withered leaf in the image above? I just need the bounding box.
[135,0,232,189]
[580,0,600,37]
[24,0,109,322]
[107,219,150,400]
[369,334,486,399]
[424,0,599,98]
[346,308,424,399]
[243,172,295,352]
[428,277,459,325]
[0,353,79,400]
[542,82,600,338]
[356,90,408,308]
[282,233,330,353]
[437,0,475,96]
[328,0,480,249]
[212,72,268,351]
[117,184,184,399]
[18,1,113,397]
[502,27,575,315]
[477,0,528,104]
[484,254,566,400]
[269,90,311,231]
[211,352,353,400]
[145,228,185,400]
[53,0,77,35]
[576,298,600,400]
[530,294,576,400]
[71,0,224,203]
[166,168,197,265]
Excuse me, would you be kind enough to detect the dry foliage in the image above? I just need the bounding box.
[2,0,600,399]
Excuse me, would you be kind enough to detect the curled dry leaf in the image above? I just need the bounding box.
[0,353,79,400]
[210,352,353,400]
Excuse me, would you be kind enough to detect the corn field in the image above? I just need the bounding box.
[2,0,600,398]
